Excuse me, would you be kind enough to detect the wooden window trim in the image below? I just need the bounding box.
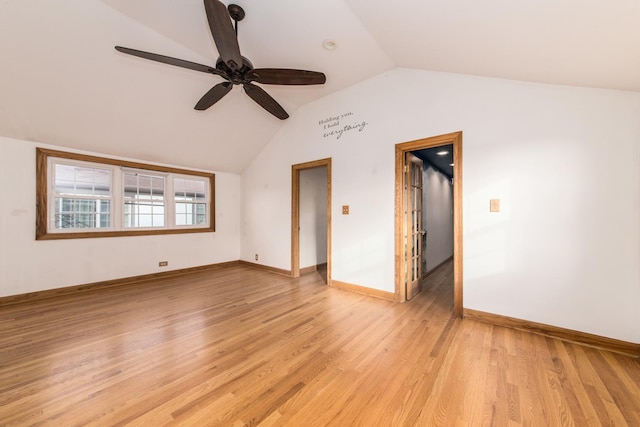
[36,148,215,240]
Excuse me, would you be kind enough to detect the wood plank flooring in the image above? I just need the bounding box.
[1,261,639,426]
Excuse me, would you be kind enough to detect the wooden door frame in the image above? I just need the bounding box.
[291,158,332,282]
[395,132,463,316]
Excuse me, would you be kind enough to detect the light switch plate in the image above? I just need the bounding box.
[490,199,500,212]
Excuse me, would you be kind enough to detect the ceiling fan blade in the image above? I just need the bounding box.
[195,82,233,110]
[204,0,242,71]
[115,46,225,77]
[246,68,326,85]
[243,83,289,120]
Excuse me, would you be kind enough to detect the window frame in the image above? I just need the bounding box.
[173,174,210,228]
[36,148,215,240]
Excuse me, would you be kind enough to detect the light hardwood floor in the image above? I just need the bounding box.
[1,261,639,426]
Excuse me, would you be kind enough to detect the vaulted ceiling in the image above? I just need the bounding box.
[1,0,638,173]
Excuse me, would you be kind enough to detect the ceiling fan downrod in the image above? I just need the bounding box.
[227,4,245,36]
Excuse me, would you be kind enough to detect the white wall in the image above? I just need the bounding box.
[241,68,640,343]
[299,167,328,268]
[0,137,241,298]
[423,165,454,272]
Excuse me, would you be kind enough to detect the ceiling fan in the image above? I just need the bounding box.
[115,0,326,120]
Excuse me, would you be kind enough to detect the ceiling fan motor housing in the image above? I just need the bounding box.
[216,56,254,84]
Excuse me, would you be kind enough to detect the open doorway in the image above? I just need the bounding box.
[291,158,332,284]
[414,145,454,278]
[395,132,462,316]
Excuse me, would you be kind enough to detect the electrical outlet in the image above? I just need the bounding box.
[159,261,168,267]
[342,205,349,215]
[255,254,259,261]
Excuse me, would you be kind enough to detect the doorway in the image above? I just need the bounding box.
[291,158,332,283]
[395,132,462,316]
[414,144,454,279]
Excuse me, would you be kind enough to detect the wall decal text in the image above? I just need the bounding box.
[319,112,368,140]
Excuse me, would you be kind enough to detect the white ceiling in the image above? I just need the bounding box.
[1,0,638,173]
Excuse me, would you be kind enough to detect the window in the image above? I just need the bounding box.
[123,171,166,228]
[36,148,215,240]
[53,163,112,229]
[174,177,207,226]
